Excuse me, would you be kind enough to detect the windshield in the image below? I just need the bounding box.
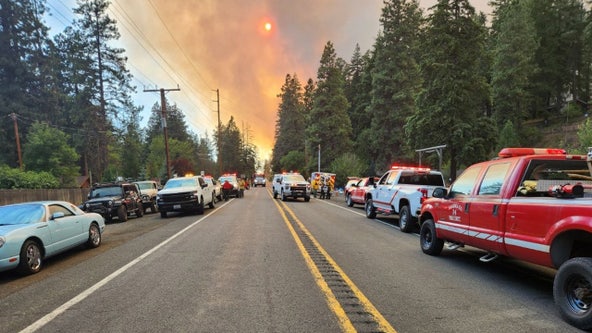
[164,178,197,189]
[0,203,46,225]
[135,182,152,190]
[284,175,306,182]
[219,176,237,184]
[90,186,122,198]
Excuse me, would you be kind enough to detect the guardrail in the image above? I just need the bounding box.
[0,189,91,206]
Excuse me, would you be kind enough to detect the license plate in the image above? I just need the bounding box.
[174,204,181,209]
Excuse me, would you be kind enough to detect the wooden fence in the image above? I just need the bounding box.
[0,188,91,206]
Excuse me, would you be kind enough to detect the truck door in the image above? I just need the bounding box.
[434,166,482,244]
[467,162,511,253]
[374,170,399,211]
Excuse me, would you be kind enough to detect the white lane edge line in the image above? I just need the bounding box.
[20,203,229,333]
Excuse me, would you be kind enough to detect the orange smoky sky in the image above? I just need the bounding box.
[47,0,491,163]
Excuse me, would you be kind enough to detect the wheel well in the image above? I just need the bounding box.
[419,212,433,226]
[551,230,592,268]
[398,198,410,211]
[25,237,45,257]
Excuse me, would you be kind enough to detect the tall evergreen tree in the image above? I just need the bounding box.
[72,0,134,181]
[367,0,423,170]
[530,0,588,118]
[406,0,496,179]
[306,41,353,171]
[271,73,306,172]
[218,116,242,173]
[490,0,539,142]
[0,0,50,166]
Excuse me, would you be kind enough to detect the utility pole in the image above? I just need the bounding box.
[213,89,222,175]
[9,113,23,170]
[144,85,180,180]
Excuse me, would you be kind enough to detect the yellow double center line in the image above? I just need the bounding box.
[271,194,396,333]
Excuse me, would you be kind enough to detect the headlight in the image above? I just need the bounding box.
[108,200,113,207]
[0,236,5,248]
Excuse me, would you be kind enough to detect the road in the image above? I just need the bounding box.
[0,187,583,332]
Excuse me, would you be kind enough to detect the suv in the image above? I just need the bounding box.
[273,173,311,202]
[82,182,144,222]
[157,176,215,217]
[253,175,266,187]
[204,176,222,202]
[134,180,160,213]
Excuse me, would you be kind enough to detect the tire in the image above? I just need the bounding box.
[150,201,158,213]
[346,194,354,207]
[304,196,310,202]
[554,257,592,330]
[420,219,444,255]
[281,191,287,201]
[399,205,414,233]
[160,211,167,218]
[17,240,42,275]
[196,198,204,214]
[117,205,128,222]
[365,199,376,219]
[136,204,144,217]
[87,223,101,248]
[209,194,215,209]
[273,190,278,199]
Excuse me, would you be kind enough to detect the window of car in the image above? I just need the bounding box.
[449,166,482,197]
[49,204,75,217]
[478,163,510,195]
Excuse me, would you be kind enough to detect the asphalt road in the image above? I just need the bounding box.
[0,187,585,332]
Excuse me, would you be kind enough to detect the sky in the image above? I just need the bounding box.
[44,0,491,163]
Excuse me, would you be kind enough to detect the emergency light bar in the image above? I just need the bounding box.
[390,165,431,172]
[498,148,566,158]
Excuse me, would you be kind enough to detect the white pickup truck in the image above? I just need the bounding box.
[365,166,445,232]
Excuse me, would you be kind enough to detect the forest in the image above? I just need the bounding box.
[2,0,592,189]
[272,0,592,185]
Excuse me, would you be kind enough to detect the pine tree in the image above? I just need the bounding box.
[405,0,496,179]
[307,41,353,170]
[271,73,306,172]
[367,0,423,170]
[0,0,51,166]
[490,0,539,132]
[72,0,134,181]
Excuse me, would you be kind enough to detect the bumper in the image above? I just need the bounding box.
[158,200,199,212]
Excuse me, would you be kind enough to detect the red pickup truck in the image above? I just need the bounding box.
[418,147,592,330]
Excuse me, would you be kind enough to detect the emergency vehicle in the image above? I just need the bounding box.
[419,147,592,330]
[272,172,311,202]
[310,172,335,199]
[365,165,445,233]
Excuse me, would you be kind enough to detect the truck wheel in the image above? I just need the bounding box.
[196,198,205,214]
[365,199,376,219]
[304,196,310,202]
[346,194,354,207]
[281,191,287,201]
[136,205,144,217]
[420,219,444,255]
[117,205,128,222]
[150,201,158,213]
[209,194,215,209]
[554,257,592,330]
[399,205,414,233]
[273,191,278,199]
[160,211,167,218]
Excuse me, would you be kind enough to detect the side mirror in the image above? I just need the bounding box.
[432,187,448,198]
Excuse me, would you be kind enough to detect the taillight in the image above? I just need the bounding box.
[418,188,428,203]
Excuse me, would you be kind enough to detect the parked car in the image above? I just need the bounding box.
[0,201,105,275]
[134,180,160,213]
[82,182,144,222]
[218,174,240,198]
[204,176,222,202]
